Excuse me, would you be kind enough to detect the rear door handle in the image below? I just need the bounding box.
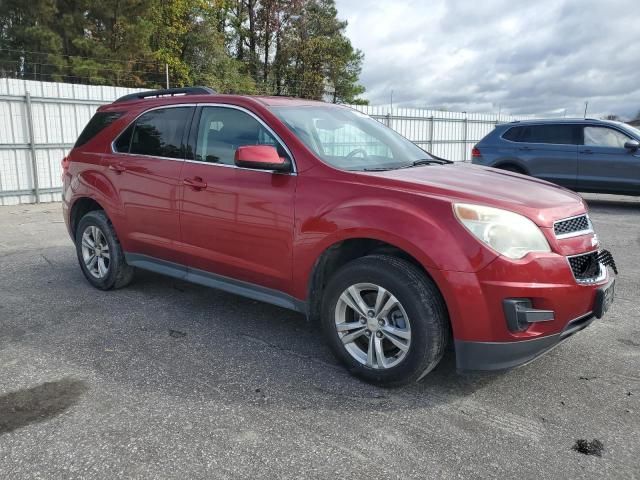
[183,177,208,190]
[580,149,593,154]
[518,146,532,151]
[108,163,126,173]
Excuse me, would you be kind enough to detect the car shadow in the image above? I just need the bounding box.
[109,269,506,408]
[0,378,88,435]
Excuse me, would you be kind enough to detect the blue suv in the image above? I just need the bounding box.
[472,119,640,195]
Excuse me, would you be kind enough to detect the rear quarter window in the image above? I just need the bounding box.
[502,126,523,141]
[74,112,124,147]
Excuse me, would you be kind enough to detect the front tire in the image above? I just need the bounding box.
[75,210,134,290]
[321,255,448,387]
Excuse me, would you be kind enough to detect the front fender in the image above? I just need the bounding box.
[291,185,498,300]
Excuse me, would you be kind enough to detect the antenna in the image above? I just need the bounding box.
[583,101,589,119]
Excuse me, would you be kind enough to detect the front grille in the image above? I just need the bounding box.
[554,214,591,237]
[598,249,618,275]
[568,251,600,281]
[568,249,617,282]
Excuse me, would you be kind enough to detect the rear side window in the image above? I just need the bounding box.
[503,125,578,145]
[127,107,192,159]
[75,112,123,147]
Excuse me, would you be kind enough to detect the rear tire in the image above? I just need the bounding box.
[321,255,448,387]
[75,210,134,290]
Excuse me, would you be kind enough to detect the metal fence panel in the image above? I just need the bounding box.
[0,79,530,205]
[0,78,142,205]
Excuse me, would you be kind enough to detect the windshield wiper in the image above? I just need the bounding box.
[404,158,453,168]
[361,158,452,172]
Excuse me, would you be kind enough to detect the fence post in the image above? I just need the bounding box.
[385,113,391,128]
[428,116,434,151]
[462,117,468,162]
[25,92,40,203]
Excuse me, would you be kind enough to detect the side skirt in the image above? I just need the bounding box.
[125,253,307,314]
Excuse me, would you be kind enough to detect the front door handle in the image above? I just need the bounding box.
[518,146,532,151]
[183,177,208,190]
[580,149,593,154]
[108,163,127,173]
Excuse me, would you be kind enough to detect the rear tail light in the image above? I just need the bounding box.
[61,156,70,182]
[471,147,481,158]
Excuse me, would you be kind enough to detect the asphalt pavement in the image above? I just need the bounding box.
[0,194,638,479]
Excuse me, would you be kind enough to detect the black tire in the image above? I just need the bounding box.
[320,255,448,387]
[75,210,134,290]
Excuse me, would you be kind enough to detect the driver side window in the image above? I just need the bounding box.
[195,107,289,165]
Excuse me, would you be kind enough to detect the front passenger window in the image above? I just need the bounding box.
[195,107,289,165]
[584,127,630,148]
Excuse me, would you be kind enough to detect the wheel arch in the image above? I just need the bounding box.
[305,237,449,327]
[69,197,107,240]
[493,161,529,175]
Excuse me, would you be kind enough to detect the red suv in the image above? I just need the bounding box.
[62,87,617,386]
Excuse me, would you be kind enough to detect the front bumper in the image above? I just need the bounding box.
[455,311,595,370]
[428,249,616,371]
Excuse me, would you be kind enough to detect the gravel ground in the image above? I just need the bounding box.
[0,194,638,479]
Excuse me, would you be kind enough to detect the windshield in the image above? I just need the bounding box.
[270,105,432,171]
[618,122,640,138]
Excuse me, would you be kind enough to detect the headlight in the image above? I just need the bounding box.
[453,203,551,259]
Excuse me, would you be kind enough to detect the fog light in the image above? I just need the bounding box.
[503,299,555,332]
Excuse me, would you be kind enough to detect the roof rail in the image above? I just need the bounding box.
[114,86,216,104]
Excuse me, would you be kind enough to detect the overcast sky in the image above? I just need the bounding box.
[335,0,639,118]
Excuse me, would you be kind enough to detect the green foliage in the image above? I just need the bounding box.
[0,0,366,102]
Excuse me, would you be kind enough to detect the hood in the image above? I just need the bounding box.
[362,163,586,228]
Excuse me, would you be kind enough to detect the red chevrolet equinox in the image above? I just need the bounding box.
[62,87,617,386]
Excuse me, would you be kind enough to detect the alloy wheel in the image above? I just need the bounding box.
[81,225,110,279]
[334,283,412,369]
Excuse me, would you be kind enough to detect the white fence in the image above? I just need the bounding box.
[0,79,528,205]
[350,105,529,161]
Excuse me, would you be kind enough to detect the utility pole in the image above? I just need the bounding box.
[165,64,170,89]
[390,90,393,116]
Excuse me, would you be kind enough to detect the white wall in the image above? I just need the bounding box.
[0,79,528,205]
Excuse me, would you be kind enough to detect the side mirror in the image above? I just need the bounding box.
[624,140,639,151]
[234,145,289,172]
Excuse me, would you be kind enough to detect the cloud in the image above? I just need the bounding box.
[335,0,640,118]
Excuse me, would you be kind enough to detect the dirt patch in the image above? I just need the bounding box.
[572,439,604,457]
[0,378,88,435]
[169,329,187,338]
